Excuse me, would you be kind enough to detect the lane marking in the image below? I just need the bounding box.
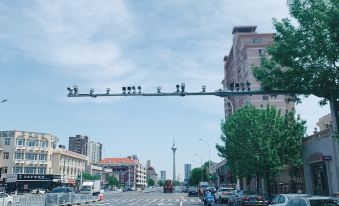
[142,199,157,206]
[180,201,183,206]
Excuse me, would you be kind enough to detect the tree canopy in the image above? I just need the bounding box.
[107,175,120,187]
[252,0,339,130]
[147,179,155,186]
[82,172,101,180]
[216,106,306,195]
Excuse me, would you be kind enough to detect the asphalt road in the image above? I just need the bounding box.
[89,190,204,206]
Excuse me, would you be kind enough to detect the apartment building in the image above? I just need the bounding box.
[88,141,102,163]
[0,130,58,175]
[222,26,294,119]
[69,135,88,155]
[51,148,89,185]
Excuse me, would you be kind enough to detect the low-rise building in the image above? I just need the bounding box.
[303,114,339,195]
[99,156,147,188]
[51,148,89,186]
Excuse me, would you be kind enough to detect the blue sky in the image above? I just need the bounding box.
[0,0,330,180]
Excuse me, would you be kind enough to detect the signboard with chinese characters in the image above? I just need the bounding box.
[17,174,54,181]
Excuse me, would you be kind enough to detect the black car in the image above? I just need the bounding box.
[234,191,265,206]
[188,187,198,197]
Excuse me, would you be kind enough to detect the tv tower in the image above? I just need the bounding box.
[171,139,177,182]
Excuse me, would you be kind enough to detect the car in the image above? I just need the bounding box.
[269,194,309,206]
[287,196,338,206]
[0,193,13,206]
[182,187,188,193]
[188,187,198,197]
[234,190,265,206]
[31,188,46,195]
[49,187,75,205]
[215,187,236,204]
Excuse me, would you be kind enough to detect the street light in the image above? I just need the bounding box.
[194,154,203,182]
[199,138,211,180]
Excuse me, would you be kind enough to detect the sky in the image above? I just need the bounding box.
[0,0,330,181]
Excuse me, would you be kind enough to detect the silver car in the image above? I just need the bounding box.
[0,193,13,206]
[286,196,338,206]
[269,194,309,206]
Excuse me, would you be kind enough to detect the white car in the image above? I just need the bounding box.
[269,194,308,206]
[215,187,236,204]
[286,196,338,206]
[0,193,13,206]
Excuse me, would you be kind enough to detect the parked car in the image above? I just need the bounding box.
[0,193,13,206]
[269,194,309,206]
[234,190,265,206]
[215,187,236,204]
[31,188,46,195]
[188,187,198,197]
[287,196,338,206]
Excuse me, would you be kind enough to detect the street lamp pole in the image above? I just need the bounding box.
[194,154,203,182]
[199,138,211,178]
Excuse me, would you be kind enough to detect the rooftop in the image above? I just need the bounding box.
[100,157,138,164]
[232,26,257,34]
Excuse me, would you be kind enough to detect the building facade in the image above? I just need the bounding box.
[160,171,166,181]
[184,164,191,183]
[51,148,89,185]
[0,130,58,175]
[222,26,294,119]
[88,141,102,163]
[69,135,88,155]
[146,160,158,185]
[99,156,147,188]
[303,114,339,195]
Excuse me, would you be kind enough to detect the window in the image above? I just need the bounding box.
[16,139,25,146]
[2,167,7,173]
[262,95,269,100]
[38,167,46,174]
[15,152,24,160]
[27,140,38,147]
[40,141,48,148]
[292,199,301,206]
[4,138,10,145]
[259,49,266,55]
[3,152,9,159]
[13,167,23,174]
[25,153,37,160]
[300,200,307,206]
[39,154,47,161]
[253,38,262,44]
[272,195,281,204]
[24,167,35,174]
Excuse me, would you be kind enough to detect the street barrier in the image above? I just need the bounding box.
[12,193,98,206]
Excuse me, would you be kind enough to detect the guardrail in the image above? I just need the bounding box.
[12,193,98,206]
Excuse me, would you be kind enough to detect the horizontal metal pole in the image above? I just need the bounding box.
[67,90,313,98]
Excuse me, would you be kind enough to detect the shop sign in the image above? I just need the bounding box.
[3,174,17,183]
[17,174,54,181]
[323,156,332,161]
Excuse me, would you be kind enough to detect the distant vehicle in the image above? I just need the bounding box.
[234,190,265,206]
[188,187,198,197]
[80,180,101,196]
[215,187,236,204]
[199,182,209,188]
[31,188,46,195]
[0,193,13,206]
[269,194,309,206]
[163,180,173,193]
[287,196,338,206]
[182,186,188,193]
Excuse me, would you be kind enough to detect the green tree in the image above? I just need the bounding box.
[216,106,306,197]
[82,172,101,180]
[108,175,120,187]
[147,179,155,187]
[252,0,339,132]
[158,180,164,187]
[189,168,203,186]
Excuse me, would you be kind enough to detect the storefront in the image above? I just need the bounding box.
[16,174,62,193]
[303,128,339,195]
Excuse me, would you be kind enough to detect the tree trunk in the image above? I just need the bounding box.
[256,172,260,194]
[329,96,339,133]
[265,169,271,199]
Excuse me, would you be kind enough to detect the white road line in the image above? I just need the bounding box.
[142,199,157,206]
[180,201,183,206]
[176,199,180,201]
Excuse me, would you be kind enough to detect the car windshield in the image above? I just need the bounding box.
[80,186,92,191]
[189,188,196,191]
